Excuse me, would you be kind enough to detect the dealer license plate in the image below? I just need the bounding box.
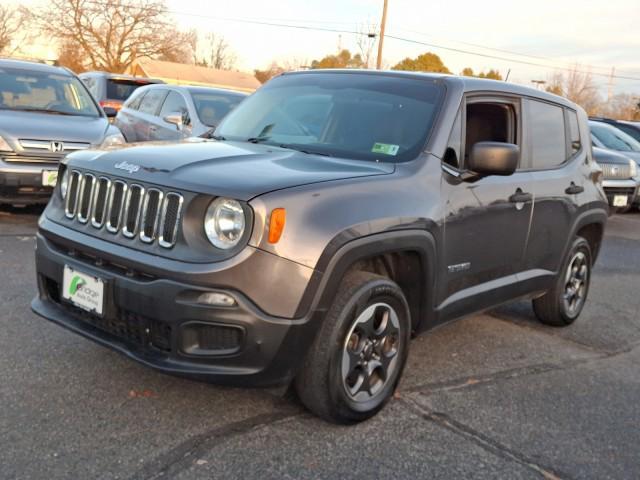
[42,170,58,187]
[613,195,628,207]
[62,266,105,316]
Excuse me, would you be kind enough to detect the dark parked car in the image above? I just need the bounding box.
[32,71,608,423]
[0,59,125,205]
[79,72,164,113]
[593,147,638,212]
[590,120,640,208]
[114,84,247,142]
[590,116,640,143]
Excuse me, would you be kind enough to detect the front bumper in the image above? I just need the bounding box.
[602,179,639,207]
[32,229,322,387]
[0,161,58,204]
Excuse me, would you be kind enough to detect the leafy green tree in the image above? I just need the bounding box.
[391,52,450,73]
[461,68,503,80]
[478,69,503,80]
[311,49,365,69]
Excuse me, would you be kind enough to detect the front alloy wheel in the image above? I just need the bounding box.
[341,303,401,403]
[295,272,411,424]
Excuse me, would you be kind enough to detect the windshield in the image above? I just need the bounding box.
[0,67,100,117]
[190,89,246,127]
[591,123,640,152]
[214,73,445,162]
[107,79,152,102]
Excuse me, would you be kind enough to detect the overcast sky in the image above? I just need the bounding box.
[165,0,640,94]
[19,0,640,94]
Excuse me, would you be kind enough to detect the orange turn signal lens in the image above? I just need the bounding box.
[268,208,286,244]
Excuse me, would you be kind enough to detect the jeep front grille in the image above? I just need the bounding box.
[601,163,632,180]
[65,171,183,248]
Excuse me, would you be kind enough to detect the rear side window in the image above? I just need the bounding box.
[529,100,566,169]
[568,110,581,155]
[137,89,168,116]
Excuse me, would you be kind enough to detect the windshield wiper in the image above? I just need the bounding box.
[200,128,224,140]
[246,136,271,144]
[12,107,76,116]
[278,144,333,157]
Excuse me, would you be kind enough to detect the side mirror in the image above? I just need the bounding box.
[103,106,118,118]
[163,111,183,131]
[468,141,519,176]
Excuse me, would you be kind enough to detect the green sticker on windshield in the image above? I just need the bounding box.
[372,143,399,156]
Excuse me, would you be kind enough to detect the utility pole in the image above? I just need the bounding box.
[607,66,615,103]
[376,0,388,70]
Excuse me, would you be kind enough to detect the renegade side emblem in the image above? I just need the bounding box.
[114,161,140,174]
[448,262,471,273]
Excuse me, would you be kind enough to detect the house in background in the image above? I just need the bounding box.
[127,58,261,92]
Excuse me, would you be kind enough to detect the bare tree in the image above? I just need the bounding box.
[31,0,193,73]
[356,21,378,69]
[0,4,30,55]
[602,93,640,121]
[545,66,601,115]
[194,32,236,70]
[57,40,88,73]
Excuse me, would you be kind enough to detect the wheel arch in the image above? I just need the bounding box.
[296,230,438,333]
[567,207,608,265]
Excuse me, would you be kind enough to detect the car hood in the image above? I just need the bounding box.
[593,147,633,165]
[0,111,109,147]
[64,139,396,200]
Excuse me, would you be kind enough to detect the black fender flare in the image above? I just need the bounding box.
[562,205,608,266]
[295,229,438,332]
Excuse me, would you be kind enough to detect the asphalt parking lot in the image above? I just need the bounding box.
[1,206,639,480]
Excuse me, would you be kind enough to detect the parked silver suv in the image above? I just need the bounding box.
[0,59,125,205]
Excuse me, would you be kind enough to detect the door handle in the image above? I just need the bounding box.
[149,125,158,131]
[509,189,532,203]
[565,183,584,195]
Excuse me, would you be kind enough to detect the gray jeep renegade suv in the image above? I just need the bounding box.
[32,70,608,423]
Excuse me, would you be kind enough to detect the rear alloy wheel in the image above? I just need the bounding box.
[295,271,410,424]
[533,236,592,326]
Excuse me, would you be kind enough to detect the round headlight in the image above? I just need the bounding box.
[204,197,246,249]
[60,169,70,199]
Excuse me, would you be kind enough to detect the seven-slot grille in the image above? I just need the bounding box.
[65,170,183,248]
[601,163,632,180]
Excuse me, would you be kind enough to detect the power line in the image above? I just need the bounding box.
[383,34,640,82]
[389,27,640,77]
[38,0,640,83]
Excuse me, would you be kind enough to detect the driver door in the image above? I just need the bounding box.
[438,96,534,319]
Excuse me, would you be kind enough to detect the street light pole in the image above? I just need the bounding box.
[376,0,388,70]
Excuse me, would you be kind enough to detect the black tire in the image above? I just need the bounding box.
[294,271,411,424]
[532,236,592,327]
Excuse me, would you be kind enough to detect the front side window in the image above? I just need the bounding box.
[215,73,445,162]
[159,91,188,119]
[464,101,517,167]
[0,67,100,117]
[137,89,168,116]
[529,100,566,169]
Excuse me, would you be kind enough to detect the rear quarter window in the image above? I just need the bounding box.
[529,100,566,169]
